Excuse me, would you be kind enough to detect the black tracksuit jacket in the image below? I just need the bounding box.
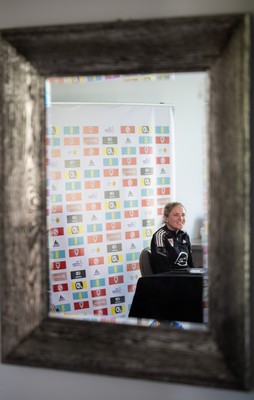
[151,225,195,273]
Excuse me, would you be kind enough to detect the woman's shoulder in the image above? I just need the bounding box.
[152,225,168,240]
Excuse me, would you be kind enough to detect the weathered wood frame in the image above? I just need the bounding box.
[0,14,252,390]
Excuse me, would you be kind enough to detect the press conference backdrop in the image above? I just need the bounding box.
[46,102,175,318]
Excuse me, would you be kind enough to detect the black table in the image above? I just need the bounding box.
[129,269,205,323]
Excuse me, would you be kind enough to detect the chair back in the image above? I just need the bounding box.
[139,247,154,277]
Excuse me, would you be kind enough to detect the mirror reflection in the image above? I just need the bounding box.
[46,72,208,329]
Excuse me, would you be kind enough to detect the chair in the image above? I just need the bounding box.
[139,247,154,277]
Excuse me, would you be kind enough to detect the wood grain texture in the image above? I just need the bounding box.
[1,15,244,76]
[5,318,238,389]
[0,14,252,390]
[0,37,48,357]
[208,16,251,388]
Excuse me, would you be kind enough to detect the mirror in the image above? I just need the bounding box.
[46,71,208,326]
[0,14,252,390]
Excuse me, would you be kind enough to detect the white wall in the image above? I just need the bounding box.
[1,1,254,399]
[50,72,207,239]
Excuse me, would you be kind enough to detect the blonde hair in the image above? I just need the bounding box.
[162,201,185,223]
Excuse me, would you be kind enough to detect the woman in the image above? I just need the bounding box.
[151,202,195,273]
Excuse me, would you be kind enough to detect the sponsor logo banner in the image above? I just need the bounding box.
[68,237,84,246]
[72,291,88,300]
[87,234,103,244]
[126,262,139,272]
[50,250,66,259]
[53,283,69,292]
[66,204,82,212]
[90,278,106,288]
[92,299,107,307]
[71,280,87,290]
[121,126,135,134]
[110,296,125,304]
[57,303,71,312]
[51,261,67,270]
[51,272,68,282]
[83,126,99,134]
[108,265,124,274]
[47,103,175,318]
[155,126,170,134]
[49,227,64,236]
[88,257,104,266]
[64,126,80,135]
[91,288,107,297]
[111,305,126,314]
[69,248,85,257]
[64,137,80,146]
[83,148,99,156]
[74,301,89,310]
[109,275,124,285]
[94,308,108,316]
[70,270,86,280]
[65,181,81,191]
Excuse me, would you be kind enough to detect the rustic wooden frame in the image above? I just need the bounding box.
[0,14,252,390]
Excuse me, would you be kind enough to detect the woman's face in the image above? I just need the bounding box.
[164,204,186,231]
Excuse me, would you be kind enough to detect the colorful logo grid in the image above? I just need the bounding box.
[46,103,175,319]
